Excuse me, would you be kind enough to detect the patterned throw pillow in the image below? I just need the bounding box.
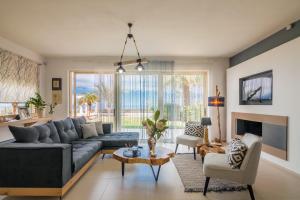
[227,139,248,169]
[184,121,204,137]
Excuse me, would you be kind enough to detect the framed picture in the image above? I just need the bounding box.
[18,106,30,119]
[239,70,273,105]
[52,78,62,90]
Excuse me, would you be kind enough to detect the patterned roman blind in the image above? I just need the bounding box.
[0,48,39,102]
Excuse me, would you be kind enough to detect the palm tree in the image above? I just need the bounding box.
[79,93,98,116]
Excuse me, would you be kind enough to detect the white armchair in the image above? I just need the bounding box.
[175,122,204,160]
[203,133,262,200]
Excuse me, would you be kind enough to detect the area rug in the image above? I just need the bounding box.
[172,154,247,192]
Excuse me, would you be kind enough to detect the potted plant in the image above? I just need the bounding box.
[25,92,46,118]
[142,110,168,156]
[79,93,98,116]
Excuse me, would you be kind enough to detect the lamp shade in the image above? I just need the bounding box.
[201,117,212,126]
[208,96,225,107]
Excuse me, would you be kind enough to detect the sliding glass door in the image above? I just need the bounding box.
[71,72,115,125]
[117,74,158,139]
[70,71,207,142]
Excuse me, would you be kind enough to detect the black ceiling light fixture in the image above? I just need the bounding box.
[114,23,148,73]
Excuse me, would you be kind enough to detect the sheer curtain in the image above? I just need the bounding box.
[116,61,174,141]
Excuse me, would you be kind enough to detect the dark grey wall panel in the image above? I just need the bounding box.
[230,19,300,67]
[262,123,287,150]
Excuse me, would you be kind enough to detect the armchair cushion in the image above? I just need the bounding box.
[204,153,243,183]
[184,121,204,137]
[176,134,202,147]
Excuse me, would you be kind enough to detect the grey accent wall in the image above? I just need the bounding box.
[230,19,300,67]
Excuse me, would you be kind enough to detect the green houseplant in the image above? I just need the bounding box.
[142,110,168,156]
[25,92,46,118]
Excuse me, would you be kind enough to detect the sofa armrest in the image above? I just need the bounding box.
[0,143,72,188]
[102,123,113,134]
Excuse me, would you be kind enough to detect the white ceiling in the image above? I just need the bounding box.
[0,0,299,58]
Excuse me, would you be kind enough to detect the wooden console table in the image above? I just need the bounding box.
[0,117,51,128]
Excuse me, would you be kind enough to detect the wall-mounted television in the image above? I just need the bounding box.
[239,70,273,105]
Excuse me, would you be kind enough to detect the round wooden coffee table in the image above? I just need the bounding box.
[197,144,225,163]
[113,146,175,182]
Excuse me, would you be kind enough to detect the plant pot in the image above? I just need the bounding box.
[36,109,44,118]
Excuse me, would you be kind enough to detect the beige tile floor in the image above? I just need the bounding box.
[1,144,300,200]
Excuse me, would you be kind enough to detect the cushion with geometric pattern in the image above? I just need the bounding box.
[227,139,248,169]
[184,121,204,138]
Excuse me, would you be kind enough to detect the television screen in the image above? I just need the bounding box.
[239,70,272,105]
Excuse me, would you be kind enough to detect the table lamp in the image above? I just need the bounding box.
[201,117,212,145]
[208,85,225,143]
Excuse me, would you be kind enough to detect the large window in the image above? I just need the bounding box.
[70,71,207,142]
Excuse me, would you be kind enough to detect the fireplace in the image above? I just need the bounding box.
[237,119,262,136]
[232,112,288,160]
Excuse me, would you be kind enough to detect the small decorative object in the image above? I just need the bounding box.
[12,102,18,115]
[114,23,148,73]
[142,110,168,157]
[52,78,62,105]
[52,78,62,90]
[208,86,225,143]
[48,103,56,115]
[25,92,46,118]
[18,107,30,119]
[123,147,141,158]
[201,117,212,145]
[239,70,272,105]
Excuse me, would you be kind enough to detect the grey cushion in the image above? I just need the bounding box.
[77,132,139,149]
[176,134,202,147]
[34,121,61,143]
[8,126,39,143]
[94,121,104,134]
[71,116,87,138]
[54,118,79,143]
[81,123,98,139]
[72,141,101,173]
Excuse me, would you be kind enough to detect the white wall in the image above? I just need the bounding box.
[45,56,228,140]
[227,37,300,174]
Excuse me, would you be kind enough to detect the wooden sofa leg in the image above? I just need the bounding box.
[175,144,179,154]
[102,154,106,160]
[193,147,196,160]
[247,185,255,200]
[203,177,210,196]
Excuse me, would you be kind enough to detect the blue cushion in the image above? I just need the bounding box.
[71,116,87,138]
[8,126,39,143]
[72,141,101,173]
[34,121,61,143]
[54,118,79,143]
[78,132,139,149]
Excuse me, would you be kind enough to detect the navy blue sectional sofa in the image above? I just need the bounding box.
[0,116,139,198]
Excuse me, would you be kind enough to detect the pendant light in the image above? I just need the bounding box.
[114,23,148,73]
